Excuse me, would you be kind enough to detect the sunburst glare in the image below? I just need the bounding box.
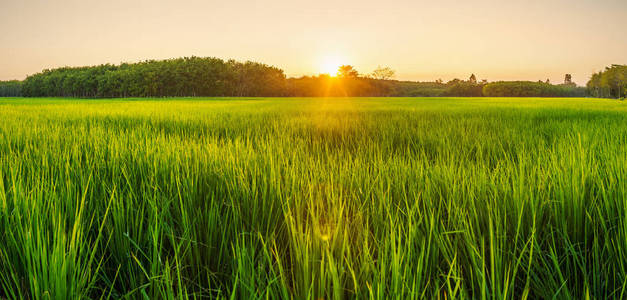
[319,54,345,76]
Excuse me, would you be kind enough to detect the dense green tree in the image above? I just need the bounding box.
[587,65,626,98]
[0,80,22,96]
[20,57,286,98]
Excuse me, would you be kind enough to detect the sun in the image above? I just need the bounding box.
[319,55,344,76]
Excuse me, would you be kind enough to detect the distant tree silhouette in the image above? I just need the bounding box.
[338,65,359,78]
[469,74,477,84]
[564,74,572,85]
[371,66,395,80]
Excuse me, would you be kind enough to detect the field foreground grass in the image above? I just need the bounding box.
[0,97,626,299]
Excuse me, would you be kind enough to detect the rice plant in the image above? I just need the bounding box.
[0,97,625,299]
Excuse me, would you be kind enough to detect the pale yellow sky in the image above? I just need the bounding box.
[1,0,625,85]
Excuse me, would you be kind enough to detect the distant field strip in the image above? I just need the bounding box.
[0,97,626,299]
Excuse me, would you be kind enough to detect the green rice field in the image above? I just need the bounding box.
[0,97,626,299]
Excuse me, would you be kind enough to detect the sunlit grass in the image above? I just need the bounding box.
[0,97,626,299]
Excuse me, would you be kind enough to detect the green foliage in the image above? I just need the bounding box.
[483,81,586,97]
[20,57,286,98]
[2,58,601,99]
[17,59,448,98]
[587,65,627,98]
[0,81,22,97]
[391,81,447,97]
[1,97,626,299]
[444,81,484,97]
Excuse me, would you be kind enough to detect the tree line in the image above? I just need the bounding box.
[587,64,626,98]
[0,80,22,97]
[482,81,586,97]
[0,57,617,98]
[20,57,286,98]
[285,69,586,97]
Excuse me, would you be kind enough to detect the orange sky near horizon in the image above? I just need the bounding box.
[1,0,625,85]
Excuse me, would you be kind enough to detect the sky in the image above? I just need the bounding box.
[1,0,625,85]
